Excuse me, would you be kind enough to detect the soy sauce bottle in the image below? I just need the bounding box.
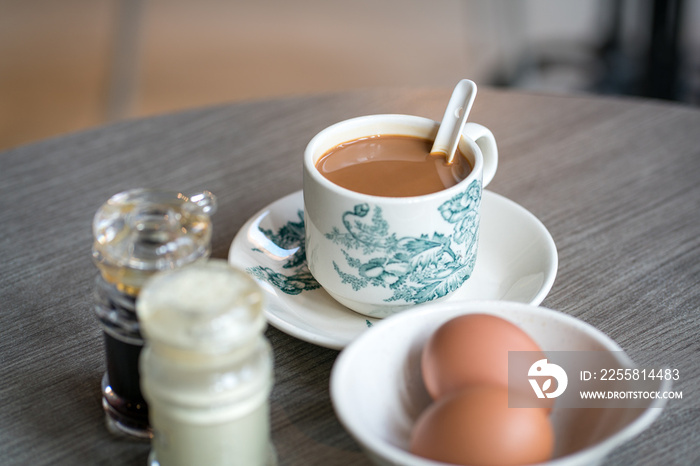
[92,188,216,438]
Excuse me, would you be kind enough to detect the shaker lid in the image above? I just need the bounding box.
[93,188,217,273]
[136,260,265,353]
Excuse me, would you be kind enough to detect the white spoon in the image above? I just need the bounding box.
[430,79,477,164]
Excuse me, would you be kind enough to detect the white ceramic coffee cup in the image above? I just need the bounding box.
[303,114,497,317]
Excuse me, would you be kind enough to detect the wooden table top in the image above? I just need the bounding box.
[1,88,699,465]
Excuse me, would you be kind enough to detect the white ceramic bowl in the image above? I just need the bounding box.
[330,301,668,466]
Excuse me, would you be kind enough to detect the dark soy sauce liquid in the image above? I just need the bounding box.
[103,333,149,430]
[95,284,150,437]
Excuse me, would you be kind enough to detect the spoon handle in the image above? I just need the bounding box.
[430,79,477,164]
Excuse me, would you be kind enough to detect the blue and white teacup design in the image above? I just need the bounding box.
[303,114,498,317]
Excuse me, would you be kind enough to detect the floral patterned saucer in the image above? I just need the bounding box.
[228,190,557,350]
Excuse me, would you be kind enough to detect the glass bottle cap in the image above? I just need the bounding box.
[92,188,217,294]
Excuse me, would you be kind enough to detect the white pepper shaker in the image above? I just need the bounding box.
[137,259,276,466]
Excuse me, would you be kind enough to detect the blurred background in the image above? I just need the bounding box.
[1,0,698,151]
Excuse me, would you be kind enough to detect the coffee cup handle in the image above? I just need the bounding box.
[463,122,498,187]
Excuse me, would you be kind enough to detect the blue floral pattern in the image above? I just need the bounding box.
[325,180,481,304]
[247,210,321,295]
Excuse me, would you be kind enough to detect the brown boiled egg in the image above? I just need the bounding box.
[421,313,545,400]
[410,385,554,466]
